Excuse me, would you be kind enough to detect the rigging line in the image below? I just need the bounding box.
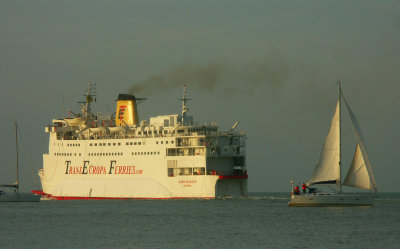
[16,124,40,188]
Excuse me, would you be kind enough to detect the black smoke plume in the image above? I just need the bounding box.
[128,50,289,96]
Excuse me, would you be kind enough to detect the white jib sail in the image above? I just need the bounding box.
[343,144,372,190]
[308,100,340,185]
[342,95,377,192]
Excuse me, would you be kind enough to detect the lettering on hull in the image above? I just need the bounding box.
[65,161,143,175]
[179,179,197,187]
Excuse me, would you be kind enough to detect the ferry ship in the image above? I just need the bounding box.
[36,84,247,199]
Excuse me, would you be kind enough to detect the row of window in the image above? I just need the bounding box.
[122,141,173,146]
[55,143,82,147]
[168,167,206,177]
[56,140,175,147]
[55,153,82,156]
[125,142,141,145]
[137,130,169,135]
[54,151,161,157]
[156,141,173,145]
[132,151,161,156]
[90,142,124,146]
[166,148,205,156]
[89,152,123,156]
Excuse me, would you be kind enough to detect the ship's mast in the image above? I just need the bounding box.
[180,84,191,124]
[79,82,96,117]
[15,121,19,194]
[338,81,342,194]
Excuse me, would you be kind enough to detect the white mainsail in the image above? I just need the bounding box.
[308,100,340,185]
[342,95,377,192]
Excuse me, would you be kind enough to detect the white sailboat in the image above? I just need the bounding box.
[0,122,40,202]
[288,83,377,207]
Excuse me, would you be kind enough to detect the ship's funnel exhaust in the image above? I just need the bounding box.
[115,94,139,126]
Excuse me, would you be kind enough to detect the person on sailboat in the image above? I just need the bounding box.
[294,186,300,195]
[302,183,307,194]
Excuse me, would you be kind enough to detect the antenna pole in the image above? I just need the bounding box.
[86,82,91,116]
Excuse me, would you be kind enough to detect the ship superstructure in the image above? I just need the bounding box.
[38,84,247,199]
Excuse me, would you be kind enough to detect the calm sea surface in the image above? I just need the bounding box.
[0,192,399,249]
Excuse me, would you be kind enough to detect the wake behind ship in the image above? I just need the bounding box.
[37,84,247,199]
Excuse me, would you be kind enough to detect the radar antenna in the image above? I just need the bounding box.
[78,82,96,117]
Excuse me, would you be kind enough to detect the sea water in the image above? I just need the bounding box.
[0,192,399,249]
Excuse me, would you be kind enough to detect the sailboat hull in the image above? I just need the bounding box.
[288,193,375,207]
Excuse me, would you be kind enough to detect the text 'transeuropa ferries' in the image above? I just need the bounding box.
[36,84,247,200]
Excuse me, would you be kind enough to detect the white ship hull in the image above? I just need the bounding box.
[40,177,247,200]
[39,137,247,200]
[288,193,375,207]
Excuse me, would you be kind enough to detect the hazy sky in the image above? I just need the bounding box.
[1,0,399,192]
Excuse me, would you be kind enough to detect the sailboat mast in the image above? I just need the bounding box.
[338,82,342,194]
[15,121,19,194]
